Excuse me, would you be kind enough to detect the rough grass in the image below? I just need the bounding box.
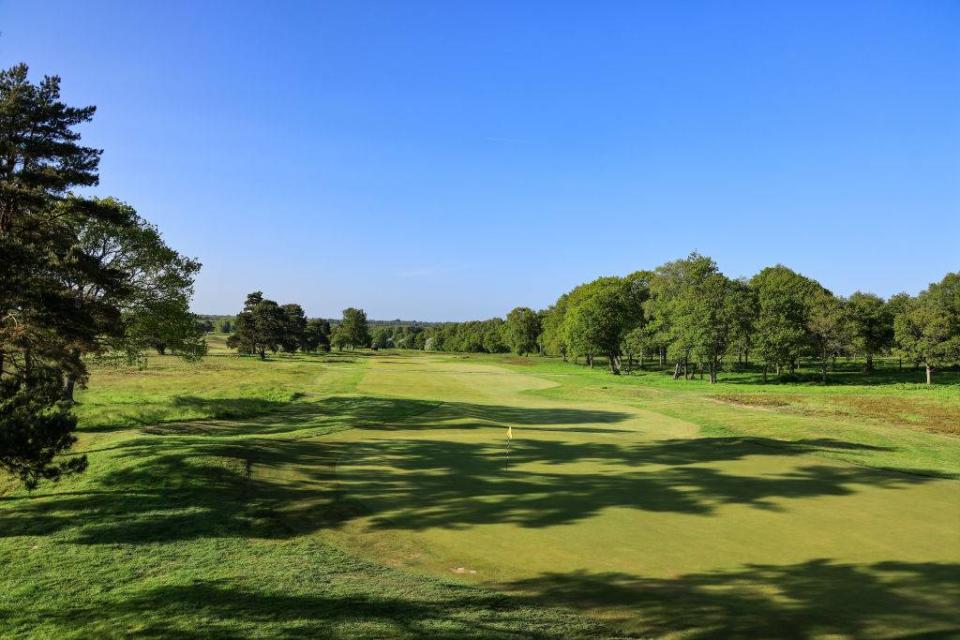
[0,349,957,638]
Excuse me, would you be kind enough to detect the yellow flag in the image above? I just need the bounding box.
[507,425,513,440]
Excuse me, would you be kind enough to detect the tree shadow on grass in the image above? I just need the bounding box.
[9,560,958,638]
[0,396,946,543]
[337,436,935,531]
[10,575,619,639]
[81,395,634,438]
[504,559,960,639]
[79,397,299,434]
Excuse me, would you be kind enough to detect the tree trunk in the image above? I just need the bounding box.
[709,359,718,384]
[673,361,682,380]
[609,353,621,375]
[626,354,633,373]
[259,348,266,360]
[763,364,768,383]
[865,353,873,373]
[926,364,932,385]
[64,376,76,403]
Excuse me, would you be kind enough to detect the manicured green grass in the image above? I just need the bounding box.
[1,350,957,638]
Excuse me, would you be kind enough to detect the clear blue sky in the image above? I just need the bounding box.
[2,1,957,320]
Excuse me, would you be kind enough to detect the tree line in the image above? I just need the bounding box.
[226,291,374,357]
[265,254,956,386]
[0,65,202,487]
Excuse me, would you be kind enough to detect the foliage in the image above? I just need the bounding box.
[807,289,848,383]
[846,292,893,371]
[336,307,371,349]
[504,307,540,355]
[894,273,960,383]
[279,304,307,353]
[303,319,331,352]
[73,197,202,361]
[562,275,647,373]
[750,265,822,376]
[538,296,569,359]
[227,292,286,359]
[0,366,86,489]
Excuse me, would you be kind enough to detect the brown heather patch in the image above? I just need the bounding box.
[830,396,960,436]
[715,394,792,408]
[715,393,960,436]
[501,357,538,366]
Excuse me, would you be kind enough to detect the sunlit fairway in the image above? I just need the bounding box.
[1,343,958,638]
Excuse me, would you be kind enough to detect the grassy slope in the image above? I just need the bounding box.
[0,351,616,639]
[0,347,958,638]
[330,355,960,637]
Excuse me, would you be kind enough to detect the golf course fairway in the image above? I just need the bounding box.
[328,355,959,637]
[1,349,957,638]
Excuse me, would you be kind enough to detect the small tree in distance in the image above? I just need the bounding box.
[227,292,285,359]
[303,319,330,352]
[505,307,540,355]
[337,308,370,349]
[279,304,307,354]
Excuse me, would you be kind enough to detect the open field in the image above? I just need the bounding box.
[1,344,958,638]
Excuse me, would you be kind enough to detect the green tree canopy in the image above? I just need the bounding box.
[807,289,848,383]
[846,292,893,372]
[504,307,540,355]
[227,292,285,359]
[894,273,960,384]
[279,304,307,353]
[750,265,823,377]
[1,64,129,486]
[562,275,646,374]
[338,308,371,349]
[302,318,331,352]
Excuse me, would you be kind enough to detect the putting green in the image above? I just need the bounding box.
[328,356,960,636]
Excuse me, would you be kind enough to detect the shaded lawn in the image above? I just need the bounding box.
[1,352,958,638]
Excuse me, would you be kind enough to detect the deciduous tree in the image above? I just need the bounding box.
[338,307,371,349]
[846,292,892,372]
[894,273,960,384]
[504,307,540,355]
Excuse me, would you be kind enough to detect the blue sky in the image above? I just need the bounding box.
[2,1,957,320]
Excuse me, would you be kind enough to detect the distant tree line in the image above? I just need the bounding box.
[226,292,332,358]
[296,253,956,385]
[226,292,379,358]
[0,64,202,487]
